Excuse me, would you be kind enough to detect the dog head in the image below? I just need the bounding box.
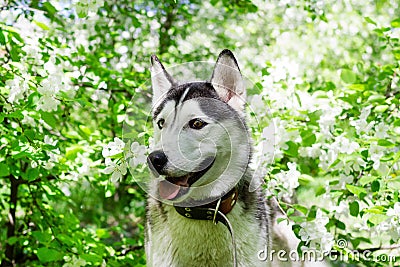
[148,50,251,206]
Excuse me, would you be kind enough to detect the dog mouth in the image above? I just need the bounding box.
[158,157,215,200]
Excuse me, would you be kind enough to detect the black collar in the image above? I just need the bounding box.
[173,187,239,226]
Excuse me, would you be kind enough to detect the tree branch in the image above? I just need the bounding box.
[1,175,20,267]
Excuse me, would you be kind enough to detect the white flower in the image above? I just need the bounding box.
[250,94,266,115]
[266,162,300,199]
[36,77,62,112]
[6,74,30,103]
[352,157,366,172]
[368,142,385,170]
[350,107,374,135]
[38,77,59,96]
[36,96,60,112]
[333,200,349,217]
[42,148,60,170]
[76,153,93,176]
[299,143,321,158]
[334,136,360,154]
[36,70,72,112]
[103,158,127,183]
[338,173,353,189]
[14,16,41,46]
[63,255,86,267]
[126,142,147,168]
[252,124,276,167]
[286,162,300,188]
[319,149,338,171]
[44,135,58,146]
[44,56,57,74]
[102,138,125,158]
[299,209,334,253]
[318,106,342,137]
[263,118,298,160]
[21,111,36,127]
[374,122,389,138]
[387,203,400,218]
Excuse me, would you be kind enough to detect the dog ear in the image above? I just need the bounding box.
[150,55,175,106]
[210,49,246,112]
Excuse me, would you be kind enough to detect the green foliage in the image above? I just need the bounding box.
[0,0,399,266]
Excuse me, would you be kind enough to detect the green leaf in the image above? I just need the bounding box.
[349,201,360,217]
[298,174,314,185]
[346,184,367,199]
[287,208,295,216]
[37,247,63,262]
[0,28,6,45]
[9,47,20,61]
[66,145,84,160]
[24,129,36,142]
[34,21,50,30]
[0,163,10,177]
[374,105,389,113]
[393,50,400,60]
[341,69,357,84]
[293,204,308,215]
[284,141,299,157]
[336,220,346,230]
[371,180,380,192]
[31,231,52,244]
[347,84,365,91]
[40,112,57,129]
[7,110,24,119]
[359,176,378,186]
[350,237,371,248]
[301,130,316,146]
[277,217,287,224]
[80,254,102,264]
[391,18,400,28]
[27,168,40,181]
[96,228,111,239]
[79,125,92,136]
[289,216,305,223]
[43,2,58,17]
[7,236,18,245]
[78,9,88,18]
[368,214,388,225]
[307,205,318,220]
[365,17,377,26]
[315,186,326,197]
[377,139,394,147]
[366,94,386,104]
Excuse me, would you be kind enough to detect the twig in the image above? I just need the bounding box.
[1,175,20,267]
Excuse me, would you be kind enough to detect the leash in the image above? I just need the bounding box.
[213,207,237,267]
[174,188,238,267]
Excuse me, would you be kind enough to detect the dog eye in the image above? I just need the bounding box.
[189,119,207,129]
[157,119,165,129]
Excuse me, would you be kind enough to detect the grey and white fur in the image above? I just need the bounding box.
[145,50,317,267]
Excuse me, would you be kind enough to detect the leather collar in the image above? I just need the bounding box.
[174,187,239,225]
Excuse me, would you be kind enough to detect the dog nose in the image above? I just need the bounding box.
[148,150,168,174]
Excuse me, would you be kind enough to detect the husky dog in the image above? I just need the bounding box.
[145,50,304,267]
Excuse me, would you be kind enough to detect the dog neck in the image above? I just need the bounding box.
[173,186,239,223]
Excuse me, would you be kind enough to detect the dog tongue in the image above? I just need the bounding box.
[159,177,189,200]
